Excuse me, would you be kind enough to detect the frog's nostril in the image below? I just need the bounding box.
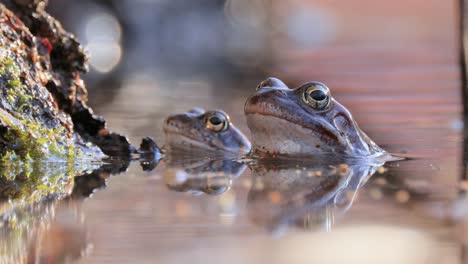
[165,117,176,127]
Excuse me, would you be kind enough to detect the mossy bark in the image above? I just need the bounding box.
[0,1,133,213]
[0,0,134,158]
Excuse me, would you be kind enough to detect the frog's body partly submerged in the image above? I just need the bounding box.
[244,77,387,159]
[163,108,251,155]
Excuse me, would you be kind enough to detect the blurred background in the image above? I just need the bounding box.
[24,1,463,263]
[47,0,456,86]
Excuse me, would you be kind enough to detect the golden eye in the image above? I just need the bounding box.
[205,112,229,132]
[302,83,331,109]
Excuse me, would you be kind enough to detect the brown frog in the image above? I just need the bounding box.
[163,108,251,155]
[244,77,387,158]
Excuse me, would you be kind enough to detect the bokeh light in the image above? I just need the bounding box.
[83,12,122,73]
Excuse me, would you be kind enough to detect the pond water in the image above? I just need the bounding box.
[83,71,465,264]
[2,67,464,263]
[1,0,465,263]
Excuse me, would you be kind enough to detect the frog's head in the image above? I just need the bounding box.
[163,108,251,154]
[244,77,385,157]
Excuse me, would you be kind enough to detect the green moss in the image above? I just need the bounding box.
[0,53,102,216]
[0,111,14,127]
[0,56,84,163]
[0,57,20,77]
[0,115,83,161]
[1,57,33,112]
[6,78,20,89]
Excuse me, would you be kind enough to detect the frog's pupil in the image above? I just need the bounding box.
[210,116,222,125]
[309,89,327,101]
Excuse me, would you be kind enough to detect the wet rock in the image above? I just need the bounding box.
[139,136,160,155]
[138,137,161,171]
[0,0,133,158]
[0,0,138,214]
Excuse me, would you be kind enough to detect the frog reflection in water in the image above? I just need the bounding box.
[163,159,246,195]
[247,160,382,233]
[245,78,387,158]
[163,108,251,155]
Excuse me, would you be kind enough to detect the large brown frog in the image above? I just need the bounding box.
[244,77,387,158]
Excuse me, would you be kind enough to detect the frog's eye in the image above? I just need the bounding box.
[303,83,331,110]
[205,112,229,132]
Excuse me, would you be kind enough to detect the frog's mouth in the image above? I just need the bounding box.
[245,105,386,158]
[163,116,212,148]
[245,113,346,155]
[245,100,342,145]
[164,128,247,155]
[164,129,220,151]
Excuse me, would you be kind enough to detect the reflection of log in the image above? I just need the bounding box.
[0,200,89,264]
[0,0,133,159]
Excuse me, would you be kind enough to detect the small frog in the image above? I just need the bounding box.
[244,77,386,158]
[163,108,251,155]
